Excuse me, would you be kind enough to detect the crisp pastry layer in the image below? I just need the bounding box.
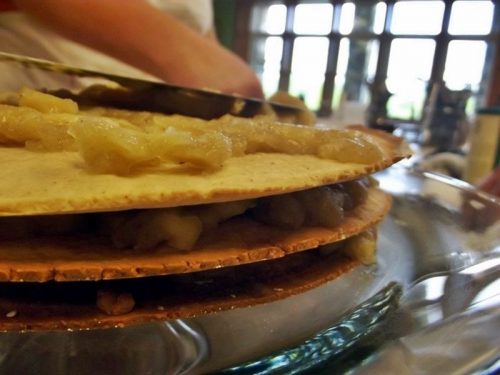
[0,126,408,216]
[0,188,390,282]
[0,244,360,332]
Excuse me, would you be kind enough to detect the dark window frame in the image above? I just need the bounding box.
[234,0,500,122]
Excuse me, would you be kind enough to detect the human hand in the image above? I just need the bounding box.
[157,35,263,99]
[460,166,500,231]
[478,166,500,197]
[14,0,263,99]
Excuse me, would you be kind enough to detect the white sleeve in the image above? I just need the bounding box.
[148,0,214,35]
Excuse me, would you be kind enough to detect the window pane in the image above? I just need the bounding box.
[386,39,436,120]
[332,38,349,111]
[373,2,387,34]
[249,36,283,95]
[345,2,386,35]
[290,37,329,110]
[387,39,435,82]
[365,40,380,83]
[336,38,350,76]
[444,41,488,91]
[391,1,444,35]
[449,1,494,35]
[249,37,266,71]
[333,39,379,110]
[339,3,355,34]
[262,37,284,97]
[291,37,329,74]
[250,3,287,34]
[293,3,333,35]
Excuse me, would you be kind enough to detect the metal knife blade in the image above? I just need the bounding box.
[0,51,301,119]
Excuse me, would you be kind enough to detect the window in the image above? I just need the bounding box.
[387,38,435,119]
[289,36,330,109]
[391,1,444,35]
[243,0,498,124]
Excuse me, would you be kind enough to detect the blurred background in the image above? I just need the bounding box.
[213,0,498,132]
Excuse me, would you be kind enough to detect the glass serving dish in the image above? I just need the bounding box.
[0,166,498,374]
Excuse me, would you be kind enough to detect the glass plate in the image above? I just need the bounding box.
[223,166,500,374]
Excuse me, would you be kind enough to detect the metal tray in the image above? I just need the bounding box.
[0,166,498,374]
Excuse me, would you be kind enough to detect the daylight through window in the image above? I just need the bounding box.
[246,0,497,125]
